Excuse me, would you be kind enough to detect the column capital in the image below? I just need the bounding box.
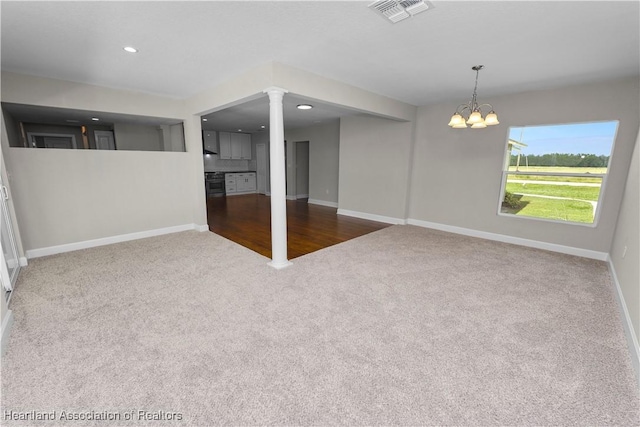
[263,86,289,95]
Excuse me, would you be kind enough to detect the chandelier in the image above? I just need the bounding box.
[448,65,499,129]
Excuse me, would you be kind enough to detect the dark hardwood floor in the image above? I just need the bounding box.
[206,194,390,259]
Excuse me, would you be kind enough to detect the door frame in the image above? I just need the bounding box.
[0,180,20,292]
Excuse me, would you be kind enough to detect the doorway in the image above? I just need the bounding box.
[94,130,116,150]
[256,143,267,194]
[295,141,309,199]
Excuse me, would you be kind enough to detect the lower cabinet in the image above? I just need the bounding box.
[225,172,257,195]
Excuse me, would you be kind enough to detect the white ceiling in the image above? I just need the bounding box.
[2,1,639,132]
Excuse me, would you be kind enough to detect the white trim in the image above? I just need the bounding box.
[195,224,209,232]
[406,218,608,261]
[337,209,407,225]
[286,195,297,201]
[308,199,338,208]
[607,257,640,386]
[25,224,202,259]
[267,260,293,270]
[19,257,28,267]
[296,194,309,199]
[1,309,14,357]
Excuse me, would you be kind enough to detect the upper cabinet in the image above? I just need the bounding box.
[219,132,232,159]
[230,133,243,159]
[203,130,217,153]
[239,133,252,160]
[219,132,251,160]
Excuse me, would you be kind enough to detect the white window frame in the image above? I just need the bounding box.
[497,120,619,228]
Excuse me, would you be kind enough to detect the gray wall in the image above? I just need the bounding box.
[609,127,639,363]
[113,122,162,151]
[408,77,640,253]
[4,148,195,251]
[2,110,23,147]
[285,120,340,205]
[338,115,414,220]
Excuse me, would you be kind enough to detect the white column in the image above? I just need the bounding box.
[264,87,292,269]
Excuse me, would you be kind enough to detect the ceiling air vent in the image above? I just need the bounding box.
[368,0,433,23]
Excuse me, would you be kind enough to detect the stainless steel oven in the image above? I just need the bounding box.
[205,172,225,197]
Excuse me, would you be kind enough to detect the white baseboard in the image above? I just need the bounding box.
[195,224,209,232]
[286,195,297,201]
[296,194,309,199]
[607,257,640,387]
[337,209,407,225]
[226,190,258,196]
[407,218,608,261]
[308,199,338,208]
[25,224,203,259]
[1,309,14,357]
[19,257,28,267]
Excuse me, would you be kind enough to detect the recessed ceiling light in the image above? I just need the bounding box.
[123,46,138,53]
[261,125,266,129]
[202,118,208,122]
[297,104,313,110]
[237,129,242,132]
[91,117,99,121]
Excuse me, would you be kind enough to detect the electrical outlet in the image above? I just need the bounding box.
[622,246,627,259]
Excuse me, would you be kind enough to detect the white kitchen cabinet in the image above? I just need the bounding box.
[219,132,232,159]
[225,172,257,195]
[246,173,256,190]
[225,174,236,193]
[240,133,252,160]
[202,130,217,153]
[230,133,243,159]
[236,173,247,192]
[218,132,251,160]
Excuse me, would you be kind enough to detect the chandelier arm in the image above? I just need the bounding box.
[454,104,472,114]
[477,103,494,111]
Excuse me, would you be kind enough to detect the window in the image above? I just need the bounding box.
[499,121,618,225]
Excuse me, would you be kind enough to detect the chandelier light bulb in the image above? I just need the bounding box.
[466,110,483,125]
[471,121,487,129]
[484,112,499,126]
[448,113,464,127]
[452,121,468,129]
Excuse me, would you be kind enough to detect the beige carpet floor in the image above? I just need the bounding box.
[1,225,638,426]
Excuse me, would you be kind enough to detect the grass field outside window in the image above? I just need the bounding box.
[499,122,618,225]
